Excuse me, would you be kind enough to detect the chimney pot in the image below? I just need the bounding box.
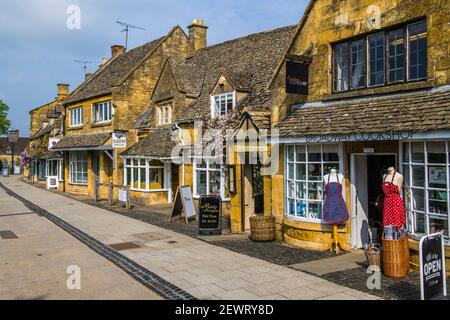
[111,45,125,57]
[188,18,208,52]
[56,83,69,101]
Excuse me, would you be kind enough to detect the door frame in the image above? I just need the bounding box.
[350,152,398,248]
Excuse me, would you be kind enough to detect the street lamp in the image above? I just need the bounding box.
[8,130,19,175]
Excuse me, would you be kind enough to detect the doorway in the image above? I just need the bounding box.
[351,154,397,248]
[241,163,264,231]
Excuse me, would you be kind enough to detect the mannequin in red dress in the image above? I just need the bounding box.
[382,167,406,228]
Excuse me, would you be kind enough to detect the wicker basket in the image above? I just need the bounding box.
[365,248,382,269]
[250,216,276,242]
[382,235,410,278]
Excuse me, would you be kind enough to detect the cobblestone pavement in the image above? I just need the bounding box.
[0,183,162,300]
[1,177,380,300]
[21,179,450,300]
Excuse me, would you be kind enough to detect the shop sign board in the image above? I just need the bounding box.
[8,130,19,144]
[198,195,222,236]
[47,176,59,190]
[13,166,21,175]
[112,132,127,149]
[420,233,447,300]
[286,61,308,95]
[48,137,60,150]
[118,189,127,203]
[170,186,196,224]
[305,131,415,143]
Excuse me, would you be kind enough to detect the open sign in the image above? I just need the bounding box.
[420,233,447,300]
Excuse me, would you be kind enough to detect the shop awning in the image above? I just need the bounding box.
[276,86,450,140]
[120,129,177,159]
[51,132,112,151]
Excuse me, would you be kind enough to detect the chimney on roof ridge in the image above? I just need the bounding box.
[188,18,208,52]
[100,57,109,67]
[111,44,125,57]
[56,83,70,101]
[85,72,93,79]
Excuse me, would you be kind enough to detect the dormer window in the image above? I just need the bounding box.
[211,92,236,118]
[156,105,172,126]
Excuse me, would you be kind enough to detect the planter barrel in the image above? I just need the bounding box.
[250,216,276,242]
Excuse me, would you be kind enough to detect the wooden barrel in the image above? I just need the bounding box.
[250,216,276,242]
[382,235,410,278]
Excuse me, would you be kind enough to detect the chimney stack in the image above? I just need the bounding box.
[85,72,93,79]
[56,83,70,101]
[188,19,208,52]
[111,45,125,57]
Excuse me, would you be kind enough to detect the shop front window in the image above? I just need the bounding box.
[402,141,450,239]
[194,160,226,199]
[69,152,87,185]
[285,144,341,222]
[124,159,165,191]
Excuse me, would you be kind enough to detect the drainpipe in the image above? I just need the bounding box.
[173,123,185,185]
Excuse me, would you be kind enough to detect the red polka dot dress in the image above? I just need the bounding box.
[382,171,406,228]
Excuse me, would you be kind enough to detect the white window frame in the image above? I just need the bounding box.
[160,105,172,125]
[400,141,450,240]
[124,158,168,192]
[69,151,88,185]
[46,159,62,180]
[284,143,343,223]
[70,107,83,127]
[156,107,162,126]
[210,91,236,119]
[92,101,113,124]
[193,160,226,200]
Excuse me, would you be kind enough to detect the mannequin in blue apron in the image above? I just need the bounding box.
[323,169,349,224]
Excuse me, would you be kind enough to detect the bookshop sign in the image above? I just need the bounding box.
[306,131,415,143]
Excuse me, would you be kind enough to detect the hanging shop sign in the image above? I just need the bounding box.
[47,176,59,190]
[112,132,127,149]
[286,61,309,95]
[198,195,222,236]
[305,131,415,143]
[170,186,196,224]
[8,130,19,144]
[420,233,447,300]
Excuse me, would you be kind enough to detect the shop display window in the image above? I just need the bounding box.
[285,144,341,222]
[124,158,165,191]
[402,141,450,239]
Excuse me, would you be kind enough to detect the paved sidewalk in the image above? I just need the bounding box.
[0,181,161,300]
[0,177,380,300]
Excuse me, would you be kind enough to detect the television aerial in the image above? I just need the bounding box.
[116,20,145,50]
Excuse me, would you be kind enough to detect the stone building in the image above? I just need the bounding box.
[266,0,450,271]
[51,24,194,198]
[0,137,29,172]
[123,24,296,227]
[27,83,68,185]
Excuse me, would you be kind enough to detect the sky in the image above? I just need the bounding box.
[0,0,308,136]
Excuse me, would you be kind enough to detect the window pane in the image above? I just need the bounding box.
[296,163,306,181]
[427,142,446,164]
[287,146,295,162]
[429,217,449,237]
[412,165,425,187]
[288,199,295,216]
[368,33,385,86]
[412,142,424,163]
[288,181,295,198]
[408,21,427,80]
[308,163,322,181]
[412,188,425,211]
[308,202,323,220]
[296,200,307,218]
[288,163,295,180]
[414,212,426,235]
[402,143,410,163]
[140,168,146,189]
[388,29,405,82]
[308,145,321,162]
[333,42,349,92]
[428,166,447,189]
[428,190,448,215]
[209,171,221,195]
[308,183,323,201]
[403,165,410,185]
[295,145,306,162]
[323,144,339,162]
[133,167,139,189]
[296,182,306,199]
[196,170,207,195]
[351,39,365,89]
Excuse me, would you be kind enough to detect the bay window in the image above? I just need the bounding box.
[285,144,341,222]
[92,101,112,124]
[124,159,165,191]
[46,159,63,181]
[194,160,226,199]
[332,19,427,92]
[402,141,450,239]
[69,152,87,184]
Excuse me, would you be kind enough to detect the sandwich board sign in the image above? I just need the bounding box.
[47,176,59,190]
[198,195,222,236]
[420,233,447,300]
[170,186,196,224]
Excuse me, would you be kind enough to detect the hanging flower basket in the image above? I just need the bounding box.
[250,216,276,242]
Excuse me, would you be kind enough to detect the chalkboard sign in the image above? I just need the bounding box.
[286,60,309,95]
[420,233,447,300]
[198,195,222,236]
[170,186,197,224]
